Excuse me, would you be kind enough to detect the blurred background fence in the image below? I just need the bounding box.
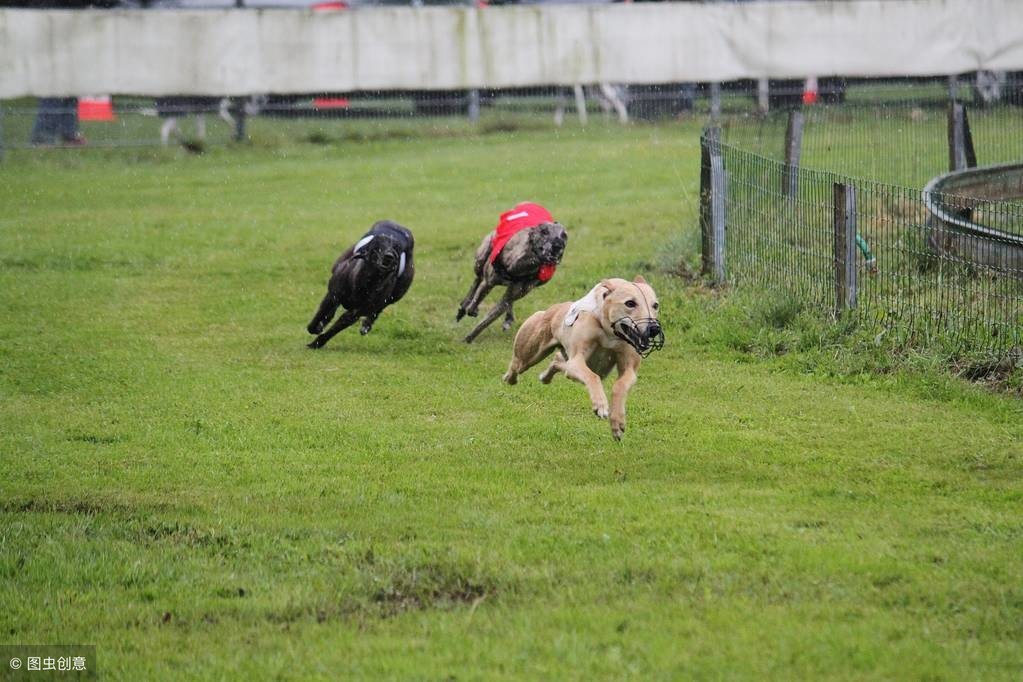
[3,75,1022,153]
[0,84,697,151]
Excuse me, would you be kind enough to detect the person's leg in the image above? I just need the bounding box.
[31,98,62,144]
[57,98,83,143]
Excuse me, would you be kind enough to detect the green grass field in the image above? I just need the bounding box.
[2,120,1022,679]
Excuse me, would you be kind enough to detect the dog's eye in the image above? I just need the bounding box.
[653,302,659,310]
[625,300,637,309]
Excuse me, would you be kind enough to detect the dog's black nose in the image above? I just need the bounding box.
[646,321,662,339]
[380,252,397,268]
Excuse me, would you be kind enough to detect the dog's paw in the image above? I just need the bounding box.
[503,371,518,385]
[593,404,609,420]
[502,319,514,331]
[455,308,466,322]
[307,340,323,350]
[611,418,626,441]
[467,309,479,318]
[307,321,325,335]
[360,325,372,336]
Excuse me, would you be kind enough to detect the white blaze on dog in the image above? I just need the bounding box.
[564,283,607,326]
[398,251,406,277]
[353,235,375,253]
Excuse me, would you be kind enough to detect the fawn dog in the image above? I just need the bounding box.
[503,276,664,440]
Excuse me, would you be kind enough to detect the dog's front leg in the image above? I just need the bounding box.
[360,311,379,335]
[463,279,496,318]
[502,305,515,331]
[308,309,359,349]
[539,350,566,384]
[609,361,639,441]
[464,299,509,343]
[558,353,609,419]
[307,292,341,335]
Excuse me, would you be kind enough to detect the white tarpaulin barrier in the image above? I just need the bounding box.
[3,0,1023,97]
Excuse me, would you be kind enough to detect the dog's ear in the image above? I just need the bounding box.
[633,275,648,285]
[600,279,615,300]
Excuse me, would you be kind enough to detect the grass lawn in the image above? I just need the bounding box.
[1,119,1022,679]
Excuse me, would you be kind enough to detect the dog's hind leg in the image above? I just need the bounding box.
[503,310,557,384]
[504,338,558,385]
[308,309,358,349]
[464,298,508,343]
[502,304,515,331]
[359,312,379,336]
[539,350,566,384]
[307,293,341,335]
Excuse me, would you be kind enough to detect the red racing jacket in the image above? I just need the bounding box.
[488,202,558,282]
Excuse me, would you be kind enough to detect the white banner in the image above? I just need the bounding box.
[2,0,1023,97]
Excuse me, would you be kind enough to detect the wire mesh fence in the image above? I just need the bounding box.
[704,133,1023,355]
[0,84,704,152]
[721,78,1023,188]
[6,75,1020,154]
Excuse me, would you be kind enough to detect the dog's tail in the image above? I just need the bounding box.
[503,309,557,385]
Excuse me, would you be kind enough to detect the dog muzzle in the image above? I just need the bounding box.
[357,251,406,277]
[612,317,665,358]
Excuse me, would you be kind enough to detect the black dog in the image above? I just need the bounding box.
[456,203,568,343]
[307,221,415,349]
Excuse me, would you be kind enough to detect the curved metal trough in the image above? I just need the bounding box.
[922,163,1023,275]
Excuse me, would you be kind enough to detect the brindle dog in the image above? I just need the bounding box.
[307,220,415,349]
[456,222,568,343]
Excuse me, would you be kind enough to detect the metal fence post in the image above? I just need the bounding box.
[947,74,959,102]
[710,146,727,284]
[467,89,481,123]
[757,78,770,113]
[0,101,5,163]
[573,85,588,126]
[782,109,803,198]
[700,127,721,277]
[833,182,857,313]
[962,105,977,168]
[232,97,248,142]
[947,101,977,171]
[709,82,721,121]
